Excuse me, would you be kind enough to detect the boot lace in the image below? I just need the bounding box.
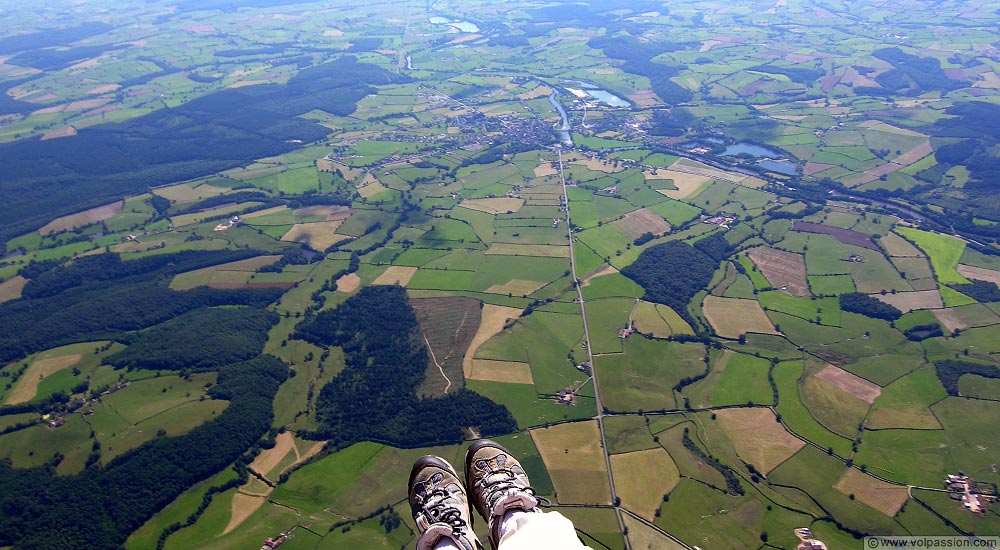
[422,488,469,534]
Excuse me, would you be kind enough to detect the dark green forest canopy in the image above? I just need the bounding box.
[933,360,1000,396]
[0,355,287,550]
[0,56,401,247]
[107,307,278,371]
[0,250,283,362]
[621,241,718,325]
[294,285,516,448]
[839,292,903,322]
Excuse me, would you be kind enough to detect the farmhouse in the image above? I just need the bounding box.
[261,532,288,549]
[944,473,997,514]
[793,527,827,550]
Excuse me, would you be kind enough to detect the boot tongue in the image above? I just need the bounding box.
[489,488,539,517]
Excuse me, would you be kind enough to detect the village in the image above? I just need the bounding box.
[42,381,130,428]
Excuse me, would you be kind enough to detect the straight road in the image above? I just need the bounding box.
[555,145,629,549]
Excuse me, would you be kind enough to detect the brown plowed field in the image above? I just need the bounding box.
[413,296,481,396]
[833,467,908,516]
[716,408,805,473]
[816,364,881,403]
[612,208,671,241]
[747,247,809,296]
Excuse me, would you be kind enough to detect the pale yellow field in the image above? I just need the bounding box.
[153,182,230,203]
[867,405,941,430]
[357,173,389,198]
[715,408,805,473]
[281,221,350,251]
[610,448,680,520]
[534,161,560,178]
[747,247,810,297]
[833,468,909,516]
[464,305,524,377]
[6,354,83,405]
[581,265,617,285]
[41,127,77,140]
[957,264,1000,285]
[571,157,625,173]
[933,305,1000,333]
[670,157,749,183]
[517,85,552,100]
[485,279,546,296]
[632,301,693,338]
[241,205,288,219]
[881,231,924,257]
[336,272,361,292]
[893,141,934,167]
[372,265,418,286]
[611,208,671,241]
[650,170,712,199]
[815,365,881,403]
[872,289,943,313]
[623,513,687,550]
[223,493,268,535]
[485,243,569,258]
[531,421,612,505]
[458,197,525,214]
[702,296,778,338]
[250,432,295,481]
[0,276,28,304]
[467,359,534,384]
[859,120,927,138]
[39,200,123,235]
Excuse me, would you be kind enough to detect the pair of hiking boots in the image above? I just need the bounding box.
[409,439,543,550]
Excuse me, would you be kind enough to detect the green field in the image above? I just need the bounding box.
[895,228,969,284]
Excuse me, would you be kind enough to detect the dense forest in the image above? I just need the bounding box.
[107,307,277,371]
[587,34,694,105]
[621,241,718,326]
[0,22,112,55]
[0,57,401,248]
[0,355,287,549]
[838,292,903,322]
[294,286,516,447]
[0,251,283,362]
[947,280,1000,302]
[871,48,966,94]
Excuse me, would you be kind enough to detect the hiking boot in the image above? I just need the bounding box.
[409,455,483,550]
[465,439,543,548]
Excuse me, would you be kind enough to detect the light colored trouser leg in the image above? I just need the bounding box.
[496,511,593,550]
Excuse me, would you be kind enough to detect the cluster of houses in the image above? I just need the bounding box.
[702,213,738,228]
[945,473,998,514]
[42,381,129,428]
[213,215,241,232]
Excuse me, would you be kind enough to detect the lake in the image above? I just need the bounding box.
[723,142,797,175]
[428,16,480,33]
[586,89,629,107]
